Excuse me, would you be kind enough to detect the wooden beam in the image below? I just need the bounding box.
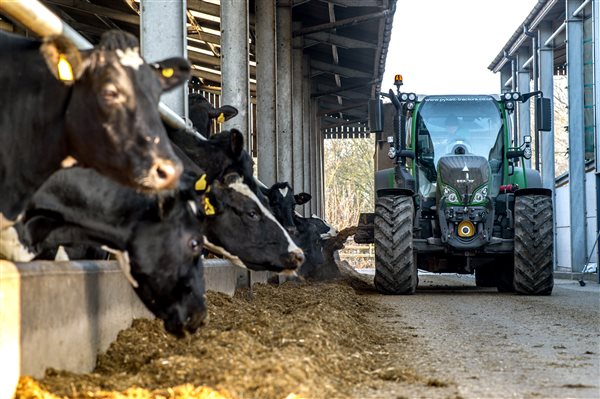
[312,79,377,97]
[191,69,256,93]
[304,31,377,49]
[317,102,366,116]
[293,9,391,37]
[310,59,371,78]
[45,0,139,25]
[187,0,220,17]
[319,0,383,7]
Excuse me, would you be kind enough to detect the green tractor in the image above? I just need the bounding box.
[355,75,554,295]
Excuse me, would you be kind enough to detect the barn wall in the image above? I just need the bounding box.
[555,169,598,271]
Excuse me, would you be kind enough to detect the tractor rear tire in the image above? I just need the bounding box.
[374,195,417,295]
[513,194,554,295]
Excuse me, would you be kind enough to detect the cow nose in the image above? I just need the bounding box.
[289,248,305,267]
[150,158,182,190]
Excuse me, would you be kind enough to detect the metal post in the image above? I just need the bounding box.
[566,0,587,273]
[310,97,318,215]
[319,129,325,217]
[539,21,557,270]
[500,65,511,93]
[292,22,304,193]
[302,56,312,215]
[255,0,278,186]
[593,0,600,282]
[517,47,531,168]
[140,0,187,118]
[221,0,250,149]
[276,3,293,184]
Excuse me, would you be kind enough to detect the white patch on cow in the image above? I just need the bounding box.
[101,246,138,288]
[279,268,298,277]
[0,212,16,230]
[228,178,301,254]
[203,237,246,269]
[311,215,338,238]
[279,186,289,198]
[116,47,143,70]
[187,200,198,216]
[0,226,36,262]
[60,155,78,168]
[54,246,70,261]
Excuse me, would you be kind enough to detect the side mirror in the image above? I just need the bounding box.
[368,99,383,132]
[536,97,552,132]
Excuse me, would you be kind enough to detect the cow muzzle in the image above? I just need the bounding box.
[145,158,183,190]
[285,248,305,269]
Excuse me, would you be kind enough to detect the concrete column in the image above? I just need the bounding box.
[276,4,293,184]
[315,121,323,217]
[539,22,557,270]
[140,0,187,118]
[220,0,250,149]
[302,56,312,215]
[310,98,318,216]
[594,0,600,169]
[539,22,556,190]
[255,0,278,186]
[319,128,325,217]
[517,47,532,168]
[292,22,304,192]
[566,0,586,272]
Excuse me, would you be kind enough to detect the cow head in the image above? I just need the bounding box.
[41,31,188,192]
[308,214,339,239]
[168,128,257,193]
[293,216,326,277]
[199,174,304,272]
[261,182,311,231]
[188,93,238,136]
[127,179,207,336]
[18,169,207,337]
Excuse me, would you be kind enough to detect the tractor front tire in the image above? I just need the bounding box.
[513,194,554,295]
[374,195,417,295]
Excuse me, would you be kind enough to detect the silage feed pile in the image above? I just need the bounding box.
[15,282,420,399]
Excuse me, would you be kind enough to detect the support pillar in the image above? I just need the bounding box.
[292,22,304,192]
[310,97,318,216]
[517,47,531,168]
[276,4,293,184]
[566,0,586,272]
[140,0,187,118]
[220,0,250,149]
[539,21,557,270]
[302,56,312,215]
[256,0,277,186]
[593,0,600,281]
[500,65,511,93]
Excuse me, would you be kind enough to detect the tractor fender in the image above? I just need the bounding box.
[377,188,415,198]
[515,187,552,197]
[525,168,543,188]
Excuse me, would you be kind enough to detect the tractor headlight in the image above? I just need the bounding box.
[408,93,417,101]
[400,93,408,101]
[472,185,488,203]
[505,101,514,110]
[512,92,520,100]
[504,92,512,100]
[443,185,460,204]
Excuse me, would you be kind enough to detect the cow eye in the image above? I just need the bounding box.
[188,238,201,253]
[101,85,121,104]
[247,211,260,221]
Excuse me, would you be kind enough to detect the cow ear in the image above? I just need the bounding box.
[151,57,191,92]
[40,35,82,85]
[294,192,312,205]
[216,105,239,121]
[229,129,244,158]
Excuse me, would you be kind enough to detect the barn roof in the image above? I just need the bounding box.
[1,0,395,139]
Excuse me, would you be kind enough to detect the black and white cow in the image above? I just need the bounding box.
[0,30,189,229]
[16,167,206,337]
[188,93,238,137]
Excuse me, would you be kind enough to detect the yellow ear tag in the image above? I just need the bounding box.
[57,54,74,82]
[217,112,225,123]
[194,174,207,192]
[204,196,216,216]
[161,68,174,78]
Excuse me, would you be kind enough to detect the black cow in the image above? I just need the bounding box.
[0,30,189,227]
[188,93,238,137]
[16,167,206,337]
[261,182,329,276]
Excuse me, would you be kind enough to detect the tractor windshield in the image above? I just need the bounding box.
[414,95,504,198]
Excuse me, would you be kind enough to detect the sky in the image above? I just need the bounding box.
[382,0,539,95]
